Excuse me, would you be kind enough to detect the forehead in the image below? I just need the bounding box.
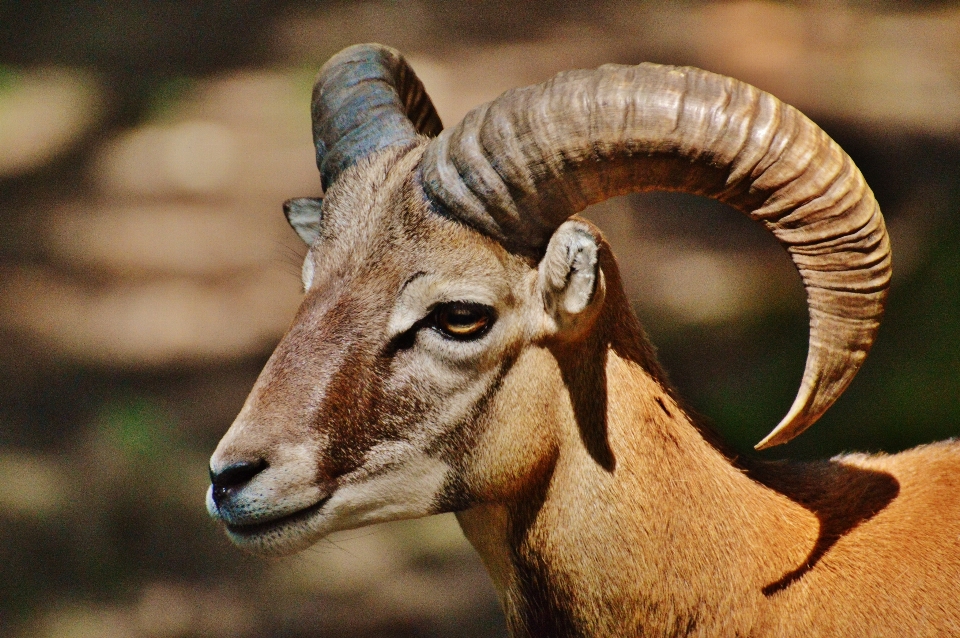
[309,145,527,290]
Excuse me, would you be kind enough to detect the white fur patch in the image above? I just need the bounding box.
[216,443,452,556]
[301,253,315,291]
[323,441,451,531]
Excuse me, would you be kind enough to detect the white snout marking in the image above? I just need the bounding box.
[323,440,451,531]
[210,440,453,556]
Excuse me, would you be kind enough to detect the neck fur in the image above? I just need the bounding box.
[457,271,855,637]
[455,242,914,637]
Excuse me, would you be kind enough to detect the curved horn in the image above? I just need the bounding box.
[421,63,891,449]
[313,43,442,191]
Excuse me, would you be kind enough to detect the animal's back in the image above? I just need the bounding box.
[771,441,960,636]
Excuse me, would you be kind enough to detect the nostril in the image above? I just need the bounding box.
[210,459,267,504]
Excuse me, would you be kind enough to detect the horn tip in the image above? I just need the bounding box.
[754,402,817,450]
[754,431,787,451]
[754,424,800,450]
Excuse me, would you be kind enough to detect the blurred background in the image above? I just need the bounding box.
[1,1,958,636]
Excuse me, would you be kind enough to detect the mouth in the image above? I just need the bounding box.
[223,495,332,540]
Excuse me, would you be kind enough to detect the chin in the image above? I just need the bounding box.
[222,504,331,557]
[206,485,333,557]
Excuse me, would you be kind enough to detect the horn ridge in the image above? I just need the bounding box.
[312,43,442,190]
[421,61,891,447]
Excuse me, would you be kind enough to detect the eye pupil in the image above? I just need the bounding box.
[434,302,494,339]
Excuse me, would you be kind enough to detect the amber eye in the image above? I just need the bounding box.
[432,302,495,340]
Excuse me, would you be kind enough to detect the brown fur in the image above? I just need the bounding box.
[212,142,960,636]
[458,246,960,636]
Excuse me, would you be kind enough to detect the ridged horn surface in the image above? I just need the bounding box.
[420,62,891,448]
[313,43,442,191]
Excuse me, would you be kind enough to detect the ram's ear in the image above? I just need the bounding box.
[283,197,324,245]
[537,220,606,340]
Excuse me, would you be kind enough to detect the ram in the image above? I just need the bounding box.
[207,44,960,636]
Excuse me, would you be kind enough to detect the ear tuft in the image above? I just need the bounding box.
[538,220,605,339]
[283,197,324,245]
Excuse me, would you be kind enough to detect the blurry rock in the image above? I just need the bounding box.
[46,203,281,277]
[271,1,435,65]
[619,241,797,326]
[646,249,763,325]
[0,452,65,517]
[401,28,623,126]
[279,1,960,139]
[0,68,330,369]
[135,583,193,638]
[188,586,256,638]
[0,264,301,367]
[30,605,135,638]
[189,70,310,142]
[94,70,318,201]
[270,526,407,597]
[265,514,498,632]
[0,67,103,177]
[96,121,240,198]
[688,2,960,136]
[134,582,255,638]
[691,1,806,90]
[584,197,802,327]
[189,71,320,197]
[268,515,472,596]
